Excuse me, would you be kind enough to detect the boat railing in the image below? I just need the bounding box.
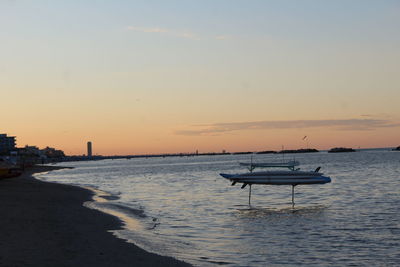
[239,160,300,172]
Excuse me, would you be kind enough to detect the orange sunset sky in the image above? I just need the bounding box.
[1,1,399,155]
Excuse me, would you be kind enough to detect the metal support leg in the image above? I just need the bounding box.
[249,185,252,206]
[291,185,295,208]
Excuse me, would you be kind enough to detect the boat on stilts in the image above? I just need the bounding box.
[220,160,331,207]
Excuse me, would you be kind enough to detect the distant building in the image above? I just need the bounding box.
[17,145,65,165]
[87,141,92,157]
[24,145,42,155]
[18,145,43,166]
[42,146,65,159]
[0,134,16,155]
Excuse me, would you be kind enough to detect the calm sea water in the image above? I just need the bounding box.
[36,150,400,266]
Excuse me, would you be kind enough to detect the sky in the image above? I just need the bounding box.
[1,0,399,155]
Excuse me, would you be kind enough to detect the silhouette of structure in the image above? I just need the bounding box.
[87,142,92,157]
[0,134,16,155]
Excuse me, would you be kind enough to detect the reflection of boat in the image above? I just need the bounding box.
[220,162,331,207]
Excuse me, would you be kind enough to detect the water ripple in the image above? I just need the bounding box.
[37,150,400,266]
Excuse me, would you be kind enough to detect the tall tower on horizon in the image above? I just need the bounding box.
[87,141,92,157]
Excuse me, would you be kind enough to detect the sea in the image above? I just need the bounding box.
[36,149,400,266]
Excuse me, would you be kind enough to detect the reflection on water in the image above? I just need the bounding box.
[236,205,328,218]
[37,150,400,266]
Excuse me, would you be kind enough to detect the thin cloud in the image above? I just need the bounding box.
[127,26,168,33]
[215,35,231,40]
[175,119,400,136]
[126,26,200,40]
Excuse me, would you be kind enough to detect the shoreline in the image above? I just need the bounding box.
[0,165,191,267]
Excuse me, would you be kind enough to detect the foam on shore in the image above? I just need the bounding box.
[80,185,192,263]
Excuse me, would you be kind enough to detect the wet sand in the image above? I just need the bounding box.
[0,165,191,267]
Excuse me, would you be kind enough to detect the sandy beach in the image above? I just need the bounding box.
[0,165,191,267]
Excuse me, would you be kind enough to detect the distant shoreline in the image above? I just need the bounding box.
[61,146,396,162]
[0,165,191,267]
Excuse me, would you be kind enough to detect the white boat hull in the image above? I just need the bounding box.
[220,171,331,185]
